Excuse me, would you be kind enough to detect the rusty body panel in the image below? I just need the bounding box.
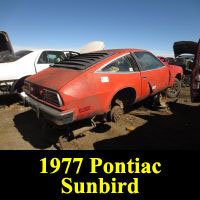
[27,67,83,91]
[25,49,183,125]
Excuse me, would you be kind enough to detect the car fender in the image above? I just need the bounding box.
[168,65,183,86]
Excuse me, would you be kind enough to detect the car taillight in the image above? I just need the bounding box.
[43,89,63,107]
[25,82,63,107]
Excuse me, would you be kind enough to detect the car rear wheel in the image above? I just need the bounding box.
[110,105,124,122]
[166,78,181,98]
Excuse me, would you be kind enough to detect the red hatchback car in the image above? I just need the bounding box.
[24,49,183,126]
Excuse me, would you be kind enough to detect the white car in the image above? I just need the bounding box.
[0,32,68,96]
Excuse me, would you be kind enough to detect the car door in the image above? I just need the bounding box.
[35,51,66,73]
[133,51,170,99]
[191,39,200,102]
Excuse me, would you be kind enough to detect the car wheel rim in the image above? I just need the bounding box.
[113,107,123,122]
[169,82,179,95]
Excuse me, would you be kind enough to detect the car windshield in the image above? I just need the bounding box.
[15,50,33,60]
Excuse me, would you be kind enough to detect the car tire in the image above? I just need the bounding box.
[166,78,181,98]
[11,76,30,94]
[110,105,124,122]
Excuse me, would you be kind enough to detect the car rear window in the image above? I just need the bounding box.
[51,52,115,70]
[15,50,33,60]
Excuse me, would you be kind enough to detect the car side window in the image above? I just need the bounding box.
[38,51,65,64]
[100,56,134,72]
[134,52,164,71]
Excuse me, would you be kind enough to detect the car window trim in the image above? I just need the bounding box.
[95,53,138,74]
[37,51,47,64]
[128,52,140,72]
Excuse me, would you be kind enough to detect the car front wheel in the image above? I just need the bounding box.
[110,105,124,122]
[166,78,181,99]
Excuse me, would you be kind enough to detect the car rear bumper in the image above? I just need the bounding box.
[27,96,74,126]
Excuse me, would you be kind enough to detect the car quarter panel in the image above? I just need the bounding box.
[0,52,37,81]
[59,70,142,121]
[92,72,142,113]
[59,72,103,121]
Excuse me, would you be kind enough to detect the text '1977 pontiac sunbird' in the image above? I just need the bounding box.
[24,49,183,133]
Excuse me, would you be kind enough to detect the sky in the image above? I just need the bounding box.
[0,0,200,56]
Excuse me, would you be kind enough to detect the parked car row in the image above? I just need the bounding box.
[173,39,200,102]
[158,40,200,102]
[0,31,104,99]
[2,31,199,141]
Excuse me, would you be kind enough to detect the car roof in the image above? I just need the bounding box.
[15,49,66,53]
[51,48,149,70]
[95,48,148,54]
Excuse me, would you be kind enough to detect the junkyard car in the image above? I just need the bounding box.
[157,56,168,65]
[174,39,200,102]
[24,49,183,126]
[0,32,67,96]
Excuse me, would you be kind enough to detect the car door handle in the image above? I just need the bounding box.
[142,76,147,78]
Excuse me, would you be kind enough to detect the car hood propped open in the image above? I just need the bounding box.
[173,41,198,57]
[0,31,15,63]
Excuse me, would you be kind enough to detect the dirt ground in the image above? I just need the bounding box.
[0,87,200,150]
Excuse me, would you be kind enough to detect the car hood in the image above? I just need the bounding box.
[26,67,83,91]
[173,41,197,57]
[0,31,15,63]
